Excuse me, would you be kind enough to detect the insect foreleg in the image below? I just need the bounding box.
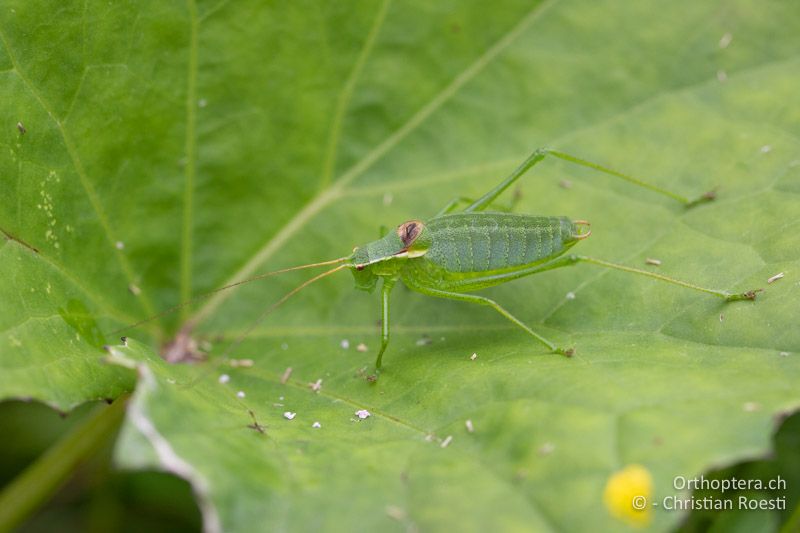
[403,279,573,356]
[375,277,397,369]
[464,148,714,213]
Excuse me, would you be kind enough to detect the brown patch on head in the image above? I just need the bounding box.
[397,220,424,248]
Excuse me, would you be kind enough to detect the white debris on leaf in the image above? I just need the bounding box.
[115,241,125,250]
[385,505,405,521]
[236,391,246,399]
[356,343,368,352]
[340,339,350,349]
[470,352,477,361]
[539,442,556,456]
[416,335,432,346]
[767,272,784,284]
[312,421,321,428]
[355,409,370,420]
[743,402,760,412]
[440,435,453,448]
[218,374,230,384]
[718,32,733,48]
[280,367,293,384]
[283,412,297,420]
[645,258,662,266]
[566,291,576,300]
[760,144,772,154]
[465,419,474,433]
[309,378,323,392]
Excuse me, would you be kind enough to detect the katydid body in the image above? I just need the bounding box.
[351,213,588,365]
[125,148,759,372]
[342,148,757,369]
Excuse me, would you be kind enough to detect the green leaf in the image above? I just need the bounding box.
[2,0,799,531]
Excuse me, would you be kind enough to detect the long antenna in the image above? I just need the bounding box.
[110,256,350,335]
[180,263,350,389]
[219,263,350,359]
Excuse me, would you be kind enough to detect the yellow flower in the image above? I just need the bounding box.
[603,464,653,527]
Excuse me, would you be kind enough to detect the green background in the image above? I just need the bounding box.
[1,0,798,531]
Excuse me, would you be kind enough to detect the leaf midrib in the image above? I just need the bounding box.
[179,0,200,319]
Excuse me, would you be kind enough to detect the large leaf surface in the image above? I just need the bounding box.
[2,0,799,531]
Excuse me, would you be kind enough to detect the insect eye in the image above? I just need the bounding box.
[397,220,423,247]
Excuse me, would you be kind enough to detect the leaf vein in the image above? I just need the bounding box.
[189,0,560,325]
[318,0,391,189]
[180,0,200,319]
[0,25,159,323]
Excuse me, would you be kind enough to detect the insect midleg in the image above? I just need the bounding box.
[463,148,714,214]
[375,277,397,369]
[403,277,573,356]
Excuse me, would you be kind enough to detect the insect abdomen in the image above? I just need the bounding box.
[424,213,578,273]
